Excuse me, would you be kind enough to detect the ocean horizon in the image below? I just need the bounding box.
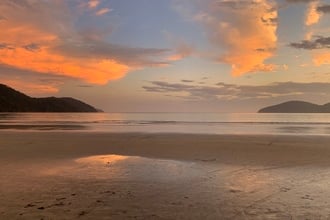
[1,112,330,135]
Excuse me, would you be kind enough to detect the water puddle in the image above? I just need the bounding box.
[41,154,211,182]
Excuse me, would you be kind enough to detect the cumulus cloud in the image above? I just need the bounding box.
[193,0,278,76]
[0,0,171,86]
[305,0,322,26]
[143,81,330,100]
[285,0,322,39]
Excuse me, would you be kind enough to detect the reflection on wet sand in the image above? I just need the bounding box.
[78,155,129,164]
[41,155,204,182]
[3,153,330,219]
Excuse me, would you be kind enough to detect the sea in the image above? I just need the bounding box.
[1,112,330,135]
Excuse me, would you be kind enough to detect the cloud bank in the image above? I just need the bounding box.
[143,81,330,101]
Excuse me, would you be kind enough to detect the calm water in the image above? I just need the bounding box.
[0,112,330,135]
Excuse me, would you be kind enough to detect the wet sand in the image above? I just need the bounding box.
[1,132,330,219]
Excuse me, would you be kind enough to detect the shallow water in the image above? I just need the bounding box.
[1,112,330,135]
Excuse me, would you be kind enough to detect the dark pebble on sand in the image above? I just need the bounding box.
[78,211,87,216]
[24,204,35,208]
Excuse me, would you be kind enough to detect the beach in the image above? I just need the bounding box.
[2,0,330,218]
[1,132,330,219]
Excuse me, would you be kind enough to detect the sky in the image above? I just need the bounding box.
[0,0,330,112]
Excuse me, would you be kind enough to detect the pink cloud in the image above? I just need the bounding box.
[96,8,112,16]
[88,0,100,8]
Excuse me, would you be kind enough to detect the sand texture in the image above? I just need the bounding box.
[1,132,330,219]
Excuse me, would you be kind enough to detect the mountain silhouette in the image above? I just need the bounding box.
[0,84,99,112]
[258,101,330,113]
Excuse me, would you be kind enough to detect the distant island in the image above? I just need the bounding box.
[258,101,330,113]
[0,84,100,112]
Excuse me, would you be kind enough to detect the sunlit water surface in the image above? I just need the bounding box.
[0,112,330,135]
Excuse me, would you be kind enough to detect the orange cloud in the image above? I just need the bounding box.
[0,1,169,88]
[305,1,321,26]
[0,23,130,85]
[221,53,277,76]
[313,52,330,65]
[195,0,278,76]
[0,46,129,84]
[0,1,125,85]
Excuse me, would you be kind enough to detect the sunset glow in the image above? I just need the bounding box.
[0,0,329,112]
